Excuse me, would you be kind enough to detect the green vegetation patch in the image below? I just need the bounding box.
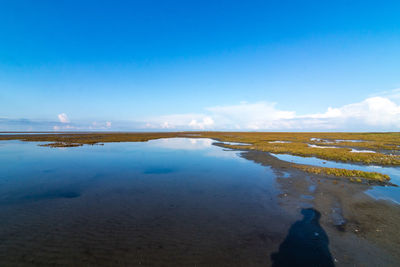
[39,142,83,147]
[200,132,400,166]
[294,164,392,185]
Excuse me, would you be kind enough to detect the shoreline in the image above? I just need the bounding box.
[1,131,399,164]
[241,150,400,265]
[1,132,399,184]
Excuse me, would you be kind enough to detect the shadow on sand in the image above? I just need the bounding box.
[271,208,334,267]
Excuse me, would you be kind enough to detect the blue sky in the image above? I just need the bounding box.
[1,0,400,131]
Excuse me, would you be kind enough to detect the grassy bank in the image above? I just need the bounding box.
[200,132,400,166]
[293,164,391,184]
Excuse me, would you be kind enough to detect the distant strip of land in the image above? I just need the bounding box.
[1,132,399,184]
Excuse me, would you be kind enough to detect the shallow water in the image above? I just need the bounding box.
[350,148,376,153]
[0,132,66,135]
[214,140,252,146]
[308,144,338,149]
[0,138,300,266]
[271,153,400,204]
[269,141,292,144]
[335,139,365,143]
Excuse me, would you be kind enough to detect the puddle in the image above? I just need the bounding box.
[350,148,376,153]
[216,141,252,146]
[308,144,338,149]
[335,139,365,143]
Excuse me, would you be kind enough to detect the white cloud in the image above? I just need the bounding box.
[5,94,400,132]
[50,120,113,131]
[53,124,75,131]
[189,117,214,129]
[207,101,295,130]
[145,113,215,130]
[303,97,400,128]
[58,113,70,123]
[89,121,113,130]
[144,96,400,131]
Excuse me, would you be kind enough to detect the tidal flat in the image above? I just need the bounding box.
[1,133,400,266]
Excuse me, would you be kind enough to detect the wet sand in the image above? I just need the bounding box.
[242,150,400,266]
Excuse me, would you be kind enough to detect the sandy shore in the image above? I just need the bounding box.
[242,150,400,266]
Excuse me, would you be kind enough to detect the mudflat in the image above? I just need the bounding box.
[243,150,400,266]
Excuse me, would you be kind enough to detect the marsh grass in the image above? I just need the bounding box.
[199,132,400,166]
[294,164,392,185]
[39,142,83,147]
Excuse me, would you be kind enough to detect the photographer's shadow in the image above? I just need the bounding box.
[271,208,334,267]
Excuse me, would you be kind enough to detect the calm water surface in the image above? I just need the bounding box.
[0,132,65,135]
[1,138,398,265]
[0,138,300,266]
